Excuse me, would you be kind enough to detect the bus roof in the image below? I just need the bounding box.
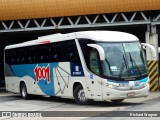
[5,31,139,49]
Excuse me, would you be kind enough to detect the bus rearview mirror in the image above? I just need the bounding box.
[87,44,105,61]
[141,43,156,58]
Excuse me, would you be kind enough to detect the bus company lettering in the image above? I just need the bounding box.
[34,65,50,83]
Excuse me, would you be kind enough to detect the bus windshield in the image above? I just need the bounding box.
[97,41,148,79]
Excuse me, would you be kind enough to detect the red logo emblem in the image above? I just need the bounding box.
[135,81,140,85]
[34,65,50,83]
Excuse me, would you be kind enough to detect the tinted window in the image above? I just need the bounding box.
[79,39,101,75]
[16,48,25,64]
[38,45,49,62]
[50,43,62,62]
[79,39,94,68]
[5,40,82,66]
[5,49,11,64]
[89,49,100,75]
[62,40,81,65]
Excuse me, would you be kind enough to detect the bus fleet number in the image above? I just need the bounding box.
[34,65,50,84]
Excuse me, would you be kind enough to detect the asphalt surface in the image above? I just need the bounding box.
[0,91,159,120]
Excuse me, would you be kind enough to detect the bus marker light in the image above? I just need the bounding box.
[38,40,50,44]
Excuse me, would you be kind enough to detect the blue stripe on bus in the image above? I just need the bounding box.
[134,77,148,86]
[10,63,58,96]
[108,80,129,84]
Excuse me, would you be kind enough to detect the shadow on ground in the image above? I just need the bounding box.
[1,93,144,107]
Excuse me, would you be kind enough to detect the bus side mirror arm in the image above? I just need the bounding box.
[87,44,105,60]
[141,43,156,58]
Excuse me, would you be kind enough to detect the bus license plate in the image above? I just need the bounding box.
[127,92,135,97]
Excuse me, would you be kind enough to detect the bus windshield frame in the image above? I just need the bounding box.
[97,41,148,80]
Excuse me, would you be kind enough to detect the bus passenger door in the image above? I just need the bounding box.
[86,49,103,100]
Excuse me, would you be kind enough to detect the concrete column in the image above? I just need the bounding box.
[145,26,159,91]
[145,29,158,61]
[145,31,152,60]
[149,33,159,91]
[149,33,158,61]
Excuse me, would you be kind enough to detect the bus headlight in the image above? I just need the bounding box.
[106,83,117,88]
[141,81,149,87]
[108,84,114,88]
[102,82,117,88]
[143,82,148,87]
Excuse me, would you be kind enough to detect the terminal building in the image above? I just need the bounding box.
[0,0,160,91]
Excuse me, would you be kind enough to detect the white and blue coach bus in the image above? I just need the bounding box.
[4,31,155,104]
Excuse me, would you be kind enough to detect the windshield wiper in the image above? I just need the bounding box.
[129,53,142,77]
[119,54,130,77]
[105,58,113,75]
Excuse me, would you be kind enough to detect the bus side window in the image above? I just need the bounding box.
[79,39,95,66]
[5,50,11,64]
[27,46,37,63]
[21,50,28,64]
[10,50,16,64]
[89,48,100,75]
[49,43,62,62]
[27,50,32,63]
[16,48,24,64]
[62,40,81,66]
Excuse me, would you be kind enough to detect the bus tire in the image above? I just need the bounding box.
[73,85,91,105]
[50,96,55,100]
[111,99,124,103]
[20,83,29,100]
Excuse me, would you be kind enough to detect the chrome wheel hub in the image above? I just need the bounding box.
[78,89,86,102]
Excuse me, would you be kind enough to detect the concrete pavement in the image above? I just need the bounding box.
[0,91,159,120]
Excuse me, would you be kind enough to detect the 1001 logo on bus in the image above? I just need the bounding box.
[34,65,50,83]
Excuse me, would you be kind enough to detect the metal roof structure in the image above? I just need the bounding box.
[0,0,160,21]
[0,0,159,33]
[0,11,160,33]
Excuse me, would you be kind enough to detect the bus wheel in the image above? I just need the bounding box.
[111,99,124,103]
[74,85,91,105]
[20,83,29,100]
[50,96,55,99]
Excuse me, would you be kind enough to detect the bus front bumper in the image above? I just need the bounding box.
[102,83,150,101]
